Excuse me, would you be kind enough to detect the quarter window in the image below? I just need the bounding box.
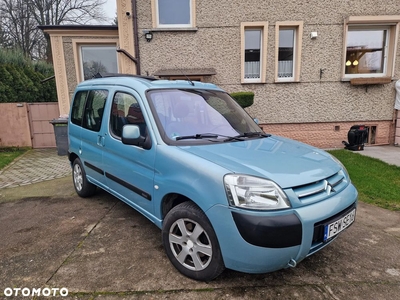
[154,0,194,28]
[241,22,268,83]
[275,22,303,82]
[71,91,88,126]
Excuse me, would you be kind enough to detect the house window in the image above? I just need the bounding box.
[241,22,268,83]
[275,22,303,82]
[245,29,261,79]
[154,0,194,28]
[343,16,400,80]
[80,45,118,80]
[345,27,388,76]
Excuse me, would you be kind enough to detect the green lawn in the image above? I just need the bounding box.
[0,147,398,211]
[0,148,29,170]
[329,149,400,211]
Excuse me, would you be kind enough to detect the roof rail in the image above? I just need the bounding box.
[93,73,158,81]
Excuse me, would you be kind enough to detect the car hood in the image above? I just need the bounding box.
[179,135,341,189]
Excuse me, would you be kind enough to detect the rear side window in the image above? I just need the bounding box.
[71,91,88,126]
[83,90,108,132]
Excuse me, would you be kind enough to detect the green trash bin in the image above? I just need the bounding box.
[50,118,68,156]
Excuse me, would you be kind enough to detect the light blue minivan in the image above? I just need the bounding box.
[68,75,357,281]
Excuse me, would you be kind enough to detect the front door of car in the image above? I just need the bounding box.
[102,89,156,215]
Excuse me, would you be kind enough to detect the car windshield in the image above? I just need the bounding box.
[147,89,264,144]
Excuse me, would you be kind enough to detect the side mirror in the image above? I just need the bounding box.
[253,118,259,125]
[121,125,152,150]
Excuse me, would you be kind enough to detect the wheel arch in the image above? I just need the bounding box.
[68,152,79,164]
[161,193,200,220]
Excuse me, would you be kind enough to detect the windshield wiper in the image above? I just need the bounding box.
[175,133,219,141]
[223,132,271,142]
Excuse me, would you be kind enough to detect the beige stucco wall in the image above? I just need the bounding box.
[61,35,120,102]
[44,29,119,115]
[135,0,400,126]
[43,0,399,148]
[131,0,400,147]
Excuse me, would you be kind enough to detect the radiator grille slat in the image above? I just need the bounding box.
[292,171,347,202]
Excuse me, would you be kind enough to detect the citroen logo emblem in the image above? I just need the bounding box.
[324,180,335,195]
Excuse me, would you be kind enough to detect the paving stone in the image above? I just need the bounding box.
[0,149,70,189]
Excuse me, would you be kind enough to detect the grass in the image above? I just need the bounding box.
[0,147,29,170]
[0,147,398,211]
[329,149,400,211]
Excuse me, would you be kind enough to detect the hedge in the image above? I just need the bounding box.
[230,92,254,109]
[0,48,57,103]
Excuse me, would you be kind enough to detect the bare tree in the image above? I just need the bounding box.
[0,23,13,49]
[0,0,43,58]
[0,0,107,61]
[30,0,107,26]
[83,60,107,80]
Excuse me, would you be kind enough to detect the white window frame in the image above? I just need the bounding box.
[152,0,195,29]
[342,16,400,81]
[275,21,303,83]
[241,22,268,84]
[344,25,389,79]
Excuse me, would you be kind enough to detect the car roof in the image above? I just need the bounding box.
[76,74,223,93]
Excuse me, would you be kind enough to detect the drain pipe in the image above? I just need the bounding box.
[131,0,141,75]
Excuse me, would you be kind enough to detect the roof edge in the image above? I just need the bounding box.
[38,24,118,31]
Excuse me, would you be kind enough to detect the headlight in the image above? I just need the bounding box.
[329,154,350,179]
[224,174,290,210]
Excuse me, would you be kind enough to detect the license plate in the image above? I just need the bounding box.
[324,209,356,241]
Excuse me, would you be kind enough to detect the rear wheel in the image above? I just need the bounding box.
[72,158,96,197]
[162,202,225,281]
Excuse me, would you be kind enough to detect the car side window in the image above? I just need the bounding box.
[71,91,88,126]
[110,92,145,138]
[82,90,108,132]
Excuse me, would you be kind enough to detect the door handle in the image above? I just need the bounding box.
[97,135,105,147]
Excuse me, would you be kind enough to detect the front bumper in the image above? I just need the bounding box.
[206,182,358,274]
[232,212,302,248]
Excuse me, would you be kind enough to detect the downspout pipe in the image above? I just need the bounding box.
[131,0,141,75]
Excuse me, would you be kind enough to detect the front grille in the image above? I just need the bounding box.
[292,170,348,204]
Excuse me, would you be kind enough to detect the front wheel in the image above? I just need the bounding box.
[72,158,96,197]
[162,202,225,281]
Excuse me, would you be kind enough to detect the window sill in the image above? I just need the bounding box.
[241,80,265,84]
[146,27,198,32]
[349,77,392,85]
[274,80,300,84]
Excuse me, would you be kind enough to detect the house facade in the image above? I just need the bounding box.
[42,0,400,148]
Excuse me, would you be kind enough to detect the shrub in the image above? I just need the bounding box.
[0,48,57,103]
[0,48,29,67]
[230,92,255,109]
[34,60,55,77]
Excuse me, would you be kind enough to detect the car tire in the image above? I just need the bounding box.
[162,201,225,281]
[72,158,96,197]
